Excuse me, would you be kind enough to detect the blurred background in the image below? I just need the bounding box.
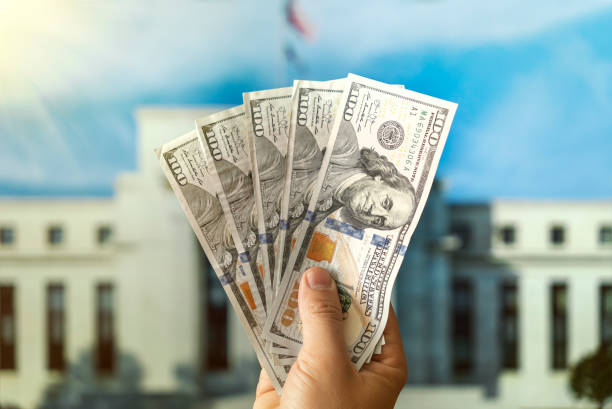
[1,0,611,408]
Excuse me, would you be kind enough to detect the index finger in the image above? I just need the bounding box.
[256,368,276,398]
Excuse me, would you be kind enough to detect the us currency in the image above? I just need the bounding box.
[277,79,401,293]
[276,78,346,292]
[265,74,457,368]
[365,335,385,364]
[156,130,287,391]
[243,87,293,296]
[195,105,268,311]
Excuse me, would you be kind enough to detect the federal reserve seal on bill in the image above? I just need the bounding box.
[377,120,404,150]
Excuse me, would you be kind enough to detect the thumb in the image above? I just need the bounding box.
[298,267,347,360]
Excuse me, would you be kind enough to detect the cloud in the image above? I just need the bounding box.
[440,36,612,200]
[0,1,288,193]
[1,0,611,197]
[0,1,286,104]
[302,0,612,58]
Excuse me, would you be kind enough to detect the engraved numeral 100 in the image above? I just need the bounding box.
[281,279,300,327]
[297,92,309,126]
[167,156,187,186]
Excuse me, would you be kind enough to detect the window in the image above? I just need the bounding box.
[551,283,568,369]
[452,278,473,375]
[550,225,565,245]
[48,226,64,245]
[451,223,471,250]
[47,284,65,371]
[600,226,612,244]
[205,257,228,371]
[500,281,519,369]
[601,285,612,346]
[96,283,115,374]
[97,226,113,245]
[498,225,516,245]
[0,285,16,370]
[0,227,14,245]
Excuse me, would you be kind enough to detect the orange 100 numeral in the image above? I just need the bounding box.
[281,280,300,327]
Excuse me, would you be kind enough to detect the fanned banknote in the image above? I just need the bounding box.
[157,74,457,393]
[195,106,268,311]
[265,74,457,367]
[156,131,287,391]
[243,87,293,296]
[276,78,346,294]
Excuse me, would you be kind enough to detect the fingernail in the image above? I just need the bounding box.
[306,268,332,289]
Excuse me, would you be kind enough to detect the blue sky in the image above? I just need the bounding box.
[1,0,611,200]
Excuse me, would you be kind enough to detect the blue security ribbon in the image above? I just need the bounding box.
[371,234,391,248]
[220,272,234,285]
[325,217,364,240]
[259,233,274,244]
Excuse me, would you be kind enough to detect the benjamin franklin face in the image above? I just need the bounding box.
[340,176,414,229]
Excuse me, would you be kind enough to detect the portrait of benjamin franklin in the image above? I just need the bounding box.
[250,135,288,276]
[211,158,264,280]
[182,119,417,280]
[181,182,238,276]
[183,144,284,280]
[289,119,417,232]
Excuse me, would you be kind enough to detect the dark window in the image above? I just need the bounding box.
[500,281,519,369]
[0,227,14,245]
[601,285,612,346]
[551,283,568,369]
[452,278,473,375]
[600,226,612,244]
[451,223,471,250]
[47,284,65,371]
[499,226,516,245]
[97,226,113,245]
[0,285,16,370]
[96,283,115,375]
[48,226,64,245]
[205,256,228,371]
[550,226,565,245]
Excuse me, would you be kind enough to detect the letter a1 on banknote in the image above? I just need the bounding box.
[265,74,457,367]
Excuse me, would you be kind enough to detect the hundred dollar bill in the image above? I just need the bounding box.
[195,105,268,311]
[243,87,293,296]
[265,74,457,367]
[156,130,286,391]
[276,78,346,291]
[365,335,385,364]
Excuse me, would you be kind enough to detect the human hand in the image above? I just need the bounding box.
[254,267,408,409]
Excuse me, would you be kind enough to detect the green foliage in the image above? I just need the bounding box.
[569,344,612,409]
[337,285,352,313]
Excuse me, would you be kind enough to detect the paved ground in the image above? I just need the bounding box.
[204,387,609,409]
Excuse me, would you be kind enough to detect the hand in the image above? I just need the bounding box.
[254,267,408,409]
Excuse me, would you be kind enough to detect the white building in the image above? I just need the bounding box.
[448,201,612,408]
[1,107,610,409]
[0,107,260,409]
[398,196,612,408]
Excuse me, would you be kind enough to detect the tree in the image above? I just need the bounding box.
[569,344,612,409]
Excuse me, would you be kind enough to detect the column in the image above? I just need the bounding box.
[475,275,500,397]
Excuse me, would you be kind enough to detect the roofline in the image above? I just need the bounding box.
[135,104,231,117]
[0,196,115,203]
[450,199,612,207]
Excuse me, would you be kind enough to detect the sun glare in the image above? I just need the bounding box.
[0,1,94,102]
